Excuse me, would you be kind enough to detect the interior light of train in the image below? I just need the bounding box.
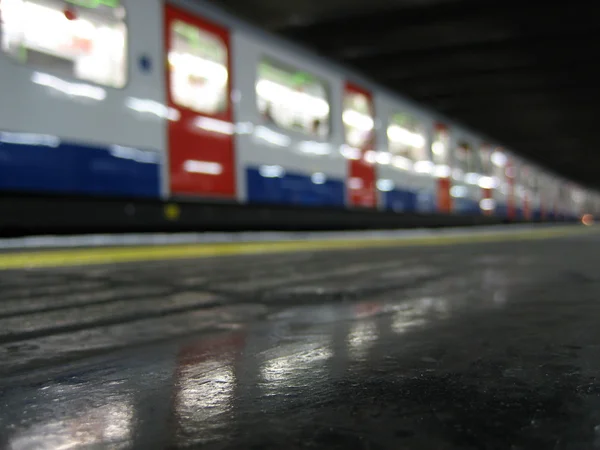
[431,141,445,155]
[342,109,374,131]
[376,179,394,192]
[375,151,392,165]
[392,155,413,171]
[2,0,126,88]
[169,53,228,85]
[297,140,331,155]
[255,79,329,117]
[340,145,361,160]
[478,176,497,189]
[193,117,235,135]
[31,72,106,100]
[364,150,378,164]
[414,161,434,174]
[387,125,425,148]
[464,172,481,185]
[434,164,451,178]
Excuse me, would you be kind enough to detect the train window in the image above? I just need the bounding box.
[168,19,228,115]
[0,0,127,88]
[343,90,373,148]
[523,167,540,195]
[256,59,330,138]
[387,112,427,162]
[431,125,450,166]
[455,141,482,175]
[480,145,493,176]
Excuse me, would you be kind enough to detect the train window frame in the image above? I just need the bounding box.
[0,0,129,89]
[386,111,428,164]
[256,56,332,140]
[167,17,230,116]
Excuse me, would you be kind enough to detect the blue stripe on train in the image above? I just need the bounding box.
[0,134,161,198]
[495,203,508,218]
[454,197,481,214]
[246,167,345,207]
[383,188,435,213]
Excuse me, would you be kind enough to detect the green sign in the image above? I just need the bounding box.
[66,0,120,9]
[173,21,224,63]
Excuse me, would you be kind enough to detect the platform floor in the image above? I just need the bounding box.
[1,230,600,449]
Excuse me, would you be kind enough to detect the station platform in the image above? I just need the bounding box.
[0,224,599,449]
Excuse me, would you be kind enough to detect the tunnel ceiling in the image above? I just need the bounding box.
[207,0,600,189]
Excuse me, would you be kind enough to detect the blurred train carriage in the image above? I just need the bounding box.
[0,0,596,234]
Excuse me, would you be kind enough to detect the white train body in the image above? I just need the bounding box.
[0,0,595,222]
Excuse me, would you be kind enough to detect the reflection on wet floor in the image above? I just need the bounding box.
[1,233,600,448]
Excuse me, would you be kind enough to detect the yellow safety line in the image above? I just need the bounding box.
[0,226,594,270]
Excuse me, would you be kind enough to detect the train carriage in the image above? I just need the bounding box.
[0,0,592,233]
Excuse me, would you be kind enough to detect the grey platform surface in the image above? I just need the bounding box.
[1,232,600,449]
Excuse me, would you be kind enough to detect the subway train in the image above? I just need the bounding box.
[0,0,597,234]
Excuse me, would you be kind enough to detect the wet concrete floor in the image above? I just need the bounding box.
[1,232,600,449]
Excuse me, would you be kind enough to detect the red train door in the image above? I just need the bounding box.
[343,83,377,208]
[165,5,236,199]
[433,123,452,213]
[506,159,516,220]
